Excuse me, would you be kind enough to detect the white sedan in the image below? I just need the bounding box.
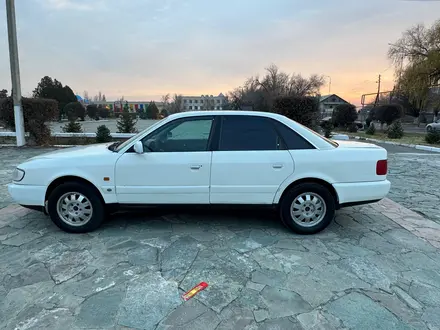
[8,111,391,234]
[426,119,440,132]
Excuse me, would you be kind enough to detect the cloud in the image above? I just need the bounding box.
[1,0,440,104]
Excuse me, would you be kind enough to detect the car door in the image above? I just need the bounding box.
[210,115,295,204]
[114,116,216,204]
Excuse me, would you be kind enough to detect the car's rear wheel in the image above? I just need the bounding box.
[427,126,433,132]
[47,182,105,233]
[279,183,335,234]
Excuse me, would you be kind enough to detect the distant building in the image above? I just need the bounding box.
[182,93,226,111]
[319,94,350,117]
[88,101,164,113]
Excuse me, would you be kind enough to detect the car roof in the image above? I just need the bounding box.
[168,110,286,120]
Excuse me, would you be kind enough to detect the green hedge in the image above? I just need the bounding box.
[0,97,58,145]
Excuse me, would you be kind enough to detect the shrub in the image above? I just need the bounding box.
[139,111,148,120]
[64,102,85,121]
[117,109,138,133]
[0,97,58,145]
[332,103,358,129]
[273,96,319,129]
[320,120,333,138]
[96,125,112,143]
[365,122,376,135]
[62,120,82,133]
[366,117,372,128]
[425,130,440,144]
[347,123,358,133]
[146,102,159,119]
[368,104,404,126]
[161,109,169,117]
[99,106,109,119]
[86,104,98,119]
[387,120,404,139]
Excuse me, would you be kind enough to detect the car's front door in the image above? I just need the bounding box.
[115,116,215,204]
[210,115,295,204]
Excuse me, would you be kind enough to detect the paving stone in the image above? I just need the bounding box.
[402,269,440,289]
[47,250,95,284]
[252,269,287,288]
[158,309,221,330]
[158,299,208,327]
[118,272,181,330]
[216,307,254,330]
[253,309,269,323]
[336,257,392,291]
[161,236,200,281]
[2,262,52,291]
[422,307,440,328]
[260,286,312,318]
[409,282,440,307]
[257,317,302,330]
[0,226,20,241]
[127,245,159,266]
[12,307,75,330]
[325,292,412,330]
[246,281,266,292]
[297,238,340,261]
[1,231,42,246]
[76,286,125,328]
[383,229,437,253]
[285,264,370,307]
[392,286,423,310]
[180,252,248,313]
[273,238,307,251]
[324,240,377,258]
[296,310,340,330]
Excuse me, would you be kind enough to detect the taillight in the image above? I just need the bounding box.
[376,160,387,175]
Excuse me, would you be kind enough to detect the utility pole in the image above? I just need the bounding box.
[6,0,26,146]
[374,74,381,107]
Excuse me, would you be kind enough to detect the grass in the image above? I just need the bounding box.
[335,130,440,148]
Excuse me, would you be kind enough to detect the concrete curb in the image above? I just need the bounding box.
[0,131,135,138]
[347,135,440,153]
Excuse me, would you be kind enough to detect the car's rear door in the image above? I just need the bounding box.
[209,115,294,204]
[114,116,215,204]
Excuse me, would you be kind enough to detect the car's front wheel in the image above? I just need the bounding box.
[427,126,433,132]
[47,182,105,233]
[279,183,335,234]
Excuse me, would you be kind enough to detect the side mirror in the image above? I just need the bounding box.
[133,141,144,154]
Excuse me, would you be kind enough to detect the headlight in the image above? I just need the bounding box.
[12,168,25,182]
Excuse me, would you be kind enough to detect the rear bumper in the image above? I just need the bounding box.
[333,180,391,205]
[8,183,46,207]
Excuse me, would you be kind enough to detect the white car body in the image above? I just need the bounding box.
[8,111,391,233]
[426,119,440,131]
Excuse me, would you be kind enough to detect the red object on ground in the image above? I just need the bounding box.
[182,282,209,301]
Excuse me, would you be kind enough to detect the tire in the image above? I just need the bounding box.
[47,182,105,233]
[279,183,336,235]
[427,126,433,132]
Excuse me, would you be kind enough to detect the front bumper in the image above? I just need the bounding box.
[8,183,46,207]
[333,180,391,205]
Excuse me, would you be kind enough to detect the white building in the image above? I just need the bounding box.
[182,93,226,111]
[319,94,350,118]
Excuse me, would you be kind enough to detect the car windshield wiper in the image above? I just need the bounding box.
[108,141,122,152]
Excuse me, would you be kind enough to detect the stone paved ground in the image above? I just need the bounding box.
[1,146,440,329]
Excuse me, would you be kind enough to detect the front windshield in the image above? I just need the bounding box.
[114,117,168,152]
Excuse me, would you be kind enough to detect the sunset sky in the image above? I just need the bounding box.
[1,0,440,106]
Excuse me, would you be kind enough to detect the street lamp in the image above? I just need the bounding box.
[6,0,26,146]
[325,75,332,94]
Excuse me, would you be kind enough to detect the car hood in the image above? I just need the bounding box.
[336,140,381,149]
[28,143,114,160]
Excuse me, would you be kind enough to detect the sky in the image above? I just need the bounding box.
[1,0,440,106]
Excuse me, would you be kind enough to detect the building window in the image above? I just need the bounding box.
[184,99,187,103]
[183,106,187,110]
[195,100,198,103]
[217,99,220,103]
[189,106,192,110]
[329,105,333,109]
[200,100,204,103]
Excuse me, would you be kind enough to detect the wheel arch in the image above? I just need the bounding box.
[277,178,340,209]
[45,175,105,205]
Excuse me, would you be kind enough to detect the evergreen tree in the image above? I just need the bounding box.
[387,120,404,139]
[96,125,112,143]
[146,101,159,119]
[117,104,137,133]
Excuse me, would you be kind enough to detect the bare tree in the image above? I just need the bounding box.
[83,90,89,101]
[229,64,324,112]
[169,94,183,113]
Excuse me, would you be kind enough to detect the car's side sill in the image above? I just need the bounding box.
[338,199,382,209]
[20,204,45,213]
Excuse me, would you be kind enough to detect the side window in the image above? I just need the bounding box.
[141,117,214,152]
[271,120,315,150]
[219,116,282,151]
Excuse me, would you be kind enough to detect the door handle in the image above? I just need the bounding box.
[272,164,284,169]
[190,165,202,170]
